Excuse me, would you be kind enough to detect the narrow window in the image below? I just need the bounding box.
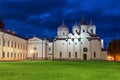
[75,52,77,58]
[2,52,5,58]
[14,53,16,58]
[69,52,71,58]
[15,42,16,48]
[83,29,85,32]
[69,42,70,45]
[49,47,51,51]
[94,52,96,58]
[11,42,13,47]
[11,53,13,57]
[8,40,10,47]
[91,29,93,34]
[60,52,62,58]
[18,43,19,49]
[7,52,9,57]
[63,32,65,35]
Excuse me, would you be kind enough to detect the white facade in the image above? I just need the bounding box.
[0,18,107,61]
[0,29,27,60]
[53,18,107,60]
[27,36,48,60]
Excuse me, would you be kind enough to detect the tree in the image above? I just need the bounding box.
[107,39,120,61]
[0,19,5,29]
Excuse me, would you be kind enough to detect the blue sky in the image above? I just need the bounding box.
[0,0,120,48]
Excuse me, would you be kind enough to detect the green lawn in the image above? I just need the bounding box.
[0,60,120,80]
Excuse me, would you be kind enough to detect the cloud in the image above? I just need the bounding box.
[0,0,120,48]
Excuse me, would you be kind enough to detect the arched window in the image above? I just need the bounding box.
[63,32,65,35]
[69,52,71,58]
[3,39,5,46]
[83,47,88,52]
[75,52,77,58]
[60,52,62,58]
[83,29,85,32]
[94,52,96,58]
[91,29,93,34]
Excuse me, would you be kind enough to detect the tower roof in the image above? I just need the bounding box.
[73,21,79,29]
[89,20,94,26]
[58,21,69,31]
[80,17,87,25]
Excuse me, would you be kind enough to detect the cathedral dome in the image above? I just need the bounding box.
[89,20,94,27]
[80,17,87,25]
[73,21,79,29]
[58,21,69,31]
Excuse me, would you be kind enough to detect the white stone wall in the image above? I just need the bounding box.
[27,37,48,60]
[0,31,27,60]
[48,42,53,59]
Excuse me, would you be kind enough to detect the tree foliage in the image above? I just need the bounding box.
[107,39,120,60]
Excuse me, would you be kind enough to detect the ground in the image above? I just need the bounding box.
[0,60,120,80]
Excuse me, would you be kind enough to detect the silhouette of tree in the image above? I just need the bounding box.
[0,19,5,29]
[107,39,120,60]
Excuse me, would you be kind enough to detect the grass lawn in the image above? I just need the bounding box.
[0,60,120,80]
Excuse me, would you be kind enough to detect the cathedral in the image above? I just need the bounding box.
[53,18,107,60]
[0,18,107,61]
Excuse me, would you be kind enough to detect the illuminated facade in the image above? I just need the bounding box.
[0,29,27,60]
[27,36,49,60]
[0,18,107,61]
[53,18,107,60]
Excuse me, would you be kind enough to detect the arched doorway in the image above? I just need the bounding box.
[83,54,87,60]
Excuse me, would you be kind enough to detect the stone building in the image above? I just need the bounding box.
[0,29,27,60]
[53,18,107,60]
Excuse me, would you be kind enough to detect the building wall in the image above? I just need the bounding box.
[48,42,53,60]
[27,37,48,60]
[0,31,27,60]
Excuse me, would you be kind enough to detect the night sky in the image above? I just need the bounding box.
[0,0,120,49]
